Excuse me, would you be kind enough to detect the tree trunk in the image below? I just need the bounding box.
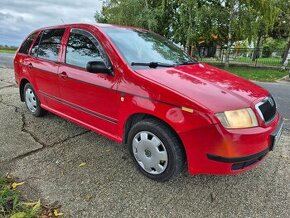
[225,40,231,68]
[282,37,290,64]
[225,2,235,68]
[252,34,262,61]
[215,44,221,59]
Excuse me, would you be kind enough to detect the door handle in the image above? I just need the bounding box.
[28,63,33,68]
[59,71,68,79]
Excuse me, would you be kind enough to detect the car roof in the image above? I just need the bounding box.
[33,23,142,32]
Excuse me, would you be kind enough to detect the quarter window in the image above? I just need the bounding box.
[19,33,35,54]
[31,32,42,57]
[31,28,65,61]
[65,30,105,68]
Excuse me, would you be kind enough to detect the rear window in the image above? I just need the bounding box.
[31,28,65,61]
[18,33,35,54]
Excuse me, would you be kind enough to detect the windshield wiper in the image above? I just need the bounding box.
[131,62,176,68]
[177,60,198,66]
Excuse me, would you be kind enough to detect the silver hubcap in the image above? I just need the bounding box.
[132,131,168,175]
[25,88,37,113]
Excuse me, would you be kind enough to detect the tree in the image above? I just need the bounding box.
[171,1,227,54]
[95,0,174,34]
[270,0,290,64]
[250,0,279,61]
[218,0,279,67]
[95,0,281,67]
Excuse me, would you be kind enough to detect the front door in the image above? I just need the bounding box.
[58,28,118,136]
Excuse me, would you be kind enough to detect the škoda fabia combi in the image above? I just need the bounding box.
[14,23,284,181]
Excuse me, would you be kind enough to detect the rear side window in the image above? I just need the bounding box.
[31,28,65,61]
[19,33,35,54]
[65,29,106,68]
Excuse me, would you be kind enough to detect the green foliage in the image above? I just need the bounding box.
[262,46,271,58]
[0,45,17,54]
[95,0,164,32]
[96,0,284,55]
[0,45,17,50]
[264,38,287,50]
[0,178,20,216]
[0,176,41,218]
[270,0,290,63]
[270,0,290,39]
[0,49,16,54]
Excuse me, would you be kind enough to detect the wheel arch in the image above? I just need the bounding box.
[123,113,187,161]
[19,78,30,102]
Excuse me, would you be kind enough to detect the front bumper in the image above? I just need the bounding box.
[180,113,283,175]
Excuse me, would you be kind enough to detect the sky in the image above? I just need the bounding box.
[0,0,103,46]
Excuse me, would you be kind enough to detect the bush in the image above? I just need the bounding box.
[262,46,272,58]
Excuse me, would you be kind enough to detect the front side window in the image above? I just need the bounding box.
[65,29,106,68]
[19,33,35,54]
[31,28,65,61]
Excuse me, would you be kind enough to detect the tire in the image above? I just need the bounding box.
[23,83,47,117]
[128,118,186,182]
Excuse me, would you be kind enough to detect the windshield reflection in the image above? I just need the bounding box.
[102,27,195,68]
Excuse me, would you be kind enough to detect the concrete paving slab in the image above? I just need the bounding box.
[1,67,16,84]
[0,78,88,162]
[0,80,12,89]
[0,103,43,162]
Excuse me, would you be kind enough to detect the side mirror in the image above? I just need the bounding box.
[86,61,113,75]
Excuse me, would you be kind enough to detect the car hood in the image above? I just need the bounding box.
[134,63,269,112]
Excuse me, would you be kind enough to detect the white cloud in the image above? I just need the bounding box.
[0,0,103,46]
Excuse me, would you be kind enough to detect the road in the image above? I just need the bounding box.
[0,60,290,217]
[0,53,14,68]
[256,81,290,119]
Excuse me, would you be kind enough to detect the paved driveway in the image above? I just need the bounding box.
[0,67,289,217]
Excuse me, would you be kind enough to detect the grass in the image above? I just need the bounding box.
[0,176,41,218]
[214,65,288,82]
[202,57,288,67]
[0,49,16,54]
[236,57,283,66]
[0,175,61,218]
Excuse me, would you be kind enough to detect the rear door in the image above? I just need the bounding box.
[14,32,36,79]
[29,28,65,108]
[57,28,118,136]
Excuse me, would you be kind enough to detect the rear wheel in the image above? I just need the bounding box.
[128,119,186,182]
[23,83,47,117]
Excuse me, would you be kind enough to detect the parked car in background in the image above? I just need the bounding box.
[14,23,284,181]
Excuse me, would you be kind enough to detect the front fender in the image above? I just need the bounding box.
[117,92,213,139]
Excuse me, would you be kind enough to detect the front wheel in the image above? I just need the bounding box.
[128,119,186,182]
[23,83,47,117]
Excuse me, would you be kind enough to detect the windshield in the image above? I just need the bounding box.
[101,27,195,68]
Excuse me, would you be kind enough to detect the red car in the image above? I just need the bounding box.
[14,23,284,181]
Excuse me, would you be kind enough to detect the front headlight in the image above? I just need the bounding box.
[216,108,258,129]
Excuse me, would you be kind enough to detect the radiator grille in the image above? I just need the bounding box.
[256,96,277,123]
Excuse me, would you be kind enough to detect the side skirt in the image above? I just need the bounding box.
[41,104,123,143]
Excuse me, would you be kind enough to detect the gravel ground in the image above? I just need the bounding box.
[0,67,289,218]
